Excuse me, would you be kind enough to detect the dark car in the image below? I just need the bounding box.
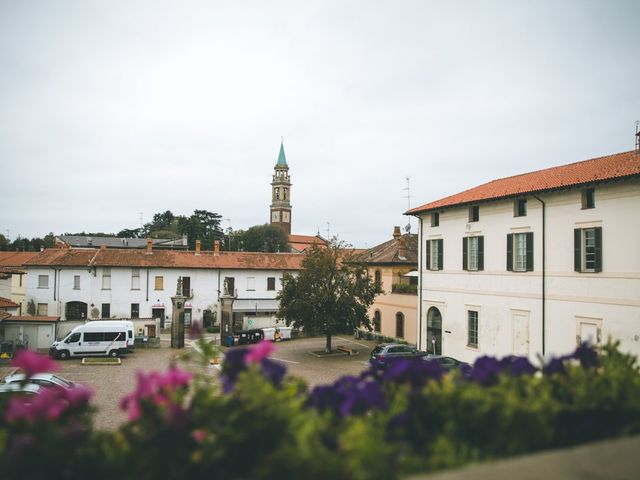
[369,343,427,368]
[422,355,470,372]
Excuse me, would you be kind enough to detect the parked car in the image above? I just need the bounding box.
[422,354,470,372]
[0,382,43,396]
[369,343,427,368]
[4,372,76,390]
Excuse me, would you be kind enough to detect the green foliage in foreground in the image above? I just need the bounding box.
[1,342,639,480]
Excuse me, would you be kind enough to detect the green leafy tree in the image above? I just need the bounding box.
[277,239,381,352]
[233,224,290,252]
[0,234,8,251]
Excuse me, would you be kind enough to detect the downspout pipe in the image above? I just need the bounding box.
[418,216,423,350]
[533,195,546,356]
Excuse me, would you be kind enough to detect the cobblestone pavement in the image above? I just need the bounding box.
[0,335,378,430]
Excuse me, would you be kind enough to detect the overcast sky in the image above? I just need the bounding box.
[1,0,639,248]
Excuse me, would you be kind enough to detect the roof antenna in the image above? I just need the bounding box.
[635,120,639,153]
[402,177,412,233]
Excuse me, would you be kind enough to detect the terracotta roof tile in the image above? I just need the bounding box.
[288,234,328,252]
[356,234,418,265]
[0,251,39,267]
[25,248,304,271]
[407,150,640,214]
[0,297,19,308]
[0,311,11,320]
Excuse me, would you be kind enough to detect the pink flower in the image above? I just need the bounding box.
[189,322,203,339]
[5,385,92,423]
[11,349,59,378]
[192,429,207,443]
[245,340,275,364]
[120,367,192,422]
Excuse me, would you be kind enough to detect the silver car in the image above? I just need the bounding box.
[3,373,76,389]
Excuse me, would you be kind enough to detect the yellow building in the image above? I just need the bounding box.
[358,227,418,345]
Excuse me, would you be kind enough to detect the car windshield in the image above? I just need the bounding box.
[51,375,73,387]
[371,346,384,356]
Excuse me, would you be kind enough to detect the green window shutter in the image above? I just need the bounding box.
[478,236,484,271]
[438,239,444,271]
[574,228,582,272]
[462,237,468,270]
[506,234,513,271]
[594,227,602,272]
[425,240,431,270]
[526,232,534,271]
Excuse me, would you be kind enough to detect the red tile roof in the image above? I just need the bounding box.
[0,311,11,320]
[0,297,19,308]
[288,234,328,252]
[407,150,640,214]
[0,251,39,267]
[25,248,304,271]
[4,316,60,322]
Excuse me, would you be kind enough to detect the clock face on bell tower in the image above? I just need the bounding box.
[269,141,292,235]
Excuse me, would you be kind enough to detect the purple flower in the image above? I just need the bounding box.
[573,342,598,368]
[383,358,443,387]
[307,375,386,416]
[188,322,203,340]
[469,356,503,386]
[500,356,537,376]
[543,357,567,376]
[11,349,59,378]
[260,358,286,387]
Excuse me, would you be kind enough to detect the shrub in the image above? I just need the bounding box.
[1,341,639,479]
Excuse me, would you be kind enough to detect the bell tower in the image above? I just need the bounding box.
[270,141,292,234]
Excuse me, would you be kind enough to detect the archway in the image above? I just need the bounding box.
[426,307,442,354]
[65,301,88,320]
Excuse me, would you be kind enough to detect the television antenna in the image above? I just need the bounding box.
[402,177,412,233]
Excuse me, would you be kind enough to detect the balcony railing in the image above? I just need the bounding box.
[391,283,417,295]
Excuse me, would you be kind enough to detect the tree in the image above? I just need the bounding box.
[233,224,290,253]
[277,240,381,352]
[0,234,8,251]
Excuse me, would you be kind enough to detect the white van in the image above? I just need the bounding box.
[49,321,134,359]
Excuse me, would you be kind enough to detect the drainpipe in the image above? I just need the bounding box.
[533,195,546,355]
[418,216,424,351]
[146,268,149,302]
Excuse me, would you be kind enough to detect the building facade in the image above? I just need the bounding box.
[0,252,38,314]
[23,241,302,338]
[408,149,640,361]
[358,227,418,345]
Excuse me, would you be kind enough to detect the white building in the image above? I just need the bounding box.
[23,240,302,336]
[407,148,640,362]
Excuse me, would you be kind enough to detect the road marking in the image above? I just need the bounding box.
[269,357,300,364]
[335,336,371,349]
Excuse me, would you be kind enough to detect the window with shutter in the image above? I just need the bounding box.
[575,227,602,273]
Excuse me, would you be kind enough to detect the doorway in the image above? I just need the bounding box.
[427,307,442,355]
[65,301,88,320]
[152,308,165,328]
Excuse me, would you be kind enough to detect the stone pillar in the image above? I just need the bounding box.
[171,295,186,349]
[220,293,234,345]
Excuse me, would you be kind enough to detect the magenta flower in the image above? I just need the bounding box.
[5,385,93,423]
[192,429,207,443]
[189,322,203,339]
[120,367,193,421]
[11,349,59,378]
[245,340,275,364]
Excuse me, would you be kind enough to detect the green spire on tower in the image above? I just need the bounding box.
[277,141,287,166]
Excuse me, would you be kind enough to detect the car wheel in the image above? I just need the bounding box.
[109,350,119,358]
[58,350,69,360]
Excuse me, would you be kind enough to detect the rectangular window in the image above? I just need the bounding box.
[182,276,191,297]
[38,275,49,289]
[102,268,111,290]
[84,332,105,342]
[73,275,80,290]
[426,239,444,271]
[101,303,110,319]
[37,303,48,316]
[507,232,534,272]
[468,310,478,347]
[131,303,139,319]
[463,236,484,271]
[154,276,164,290]
[469,205,479,222]
[247,277,255,291]
[574,227,602,273]
[267,277,276,291]
[131,268,140,290]
[431,212,440,227]
[581,188,595,209]
[514,198,527,217]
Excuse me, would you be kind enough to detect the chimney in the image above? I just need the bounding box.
[195,240,201,255]
[214,240,220,256]
[146,239,153,254]
[393,226,401,240]
[182,234,188,246]
[636,129,640,153]
[398,236,406,260]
